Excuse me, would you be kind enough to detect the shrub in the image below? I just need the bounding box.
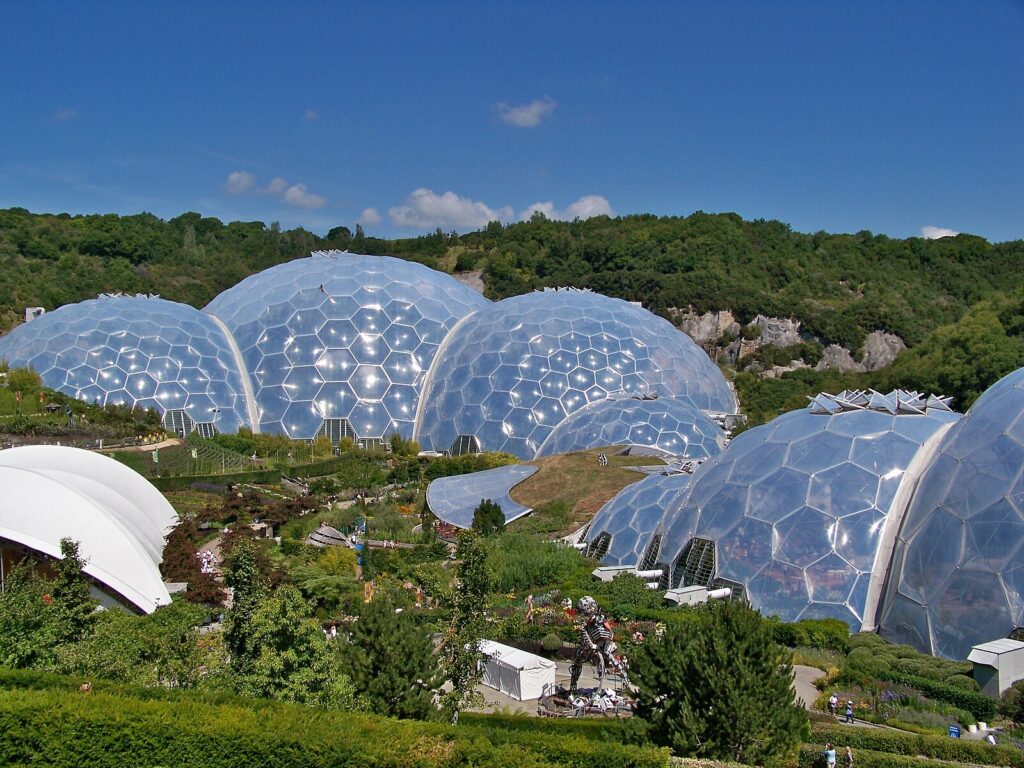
[944,674,981,692]
[0,682,670,768]
[811,725,1024,767]
[771,619,850,653]
[541,632,563,653]
[878,671,997,721]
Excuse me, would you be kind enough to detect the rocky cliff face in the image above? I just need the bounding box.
[861,331,906,371]
[816,345,866,373]
[750,315,802,347]
[676,309,740,347]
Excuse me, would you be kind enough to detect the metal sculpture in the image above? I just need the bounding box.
[568,595,628,692]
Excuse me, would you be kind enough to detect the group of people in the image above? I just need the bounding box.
[828,693,855,723]
[822,743,854,768]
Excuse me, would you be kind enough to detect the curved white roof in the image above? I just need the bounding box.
[0,447,174,613]
[0,445,177,559]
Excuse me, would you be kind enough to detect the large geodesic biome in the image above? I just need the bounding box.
[414,288,736,459]
[205,252,489,443]
[536,393,727,460]
[584,471,693,568]
[0,294,253,435]
[654,391,960,631]
[880,367,1024,660]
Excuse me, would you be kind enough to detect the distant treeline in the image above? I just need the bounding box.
[2,206,1023,414]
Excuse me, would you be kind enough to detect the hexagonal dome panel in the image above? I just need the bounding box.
[657,390,960,630]
[205,252,489,441]
[0,295,251,433]
[415,288,736,459]
[584,472,693,567]
[536,394,727,460]
[880,367,1024,659]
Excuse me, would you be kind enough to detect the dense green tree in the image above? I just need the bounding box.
[347,599,441,720]
[438,530,491,724]
[223,540,268,674]
[630,600,808,765]
[52,538,96,644]
[471,498,504,536]
[236,584,353,708]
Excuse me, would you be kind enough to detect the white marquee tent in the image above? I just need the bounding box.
[478,639,557,701]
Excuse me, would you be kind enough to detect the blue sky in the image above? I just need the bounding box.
[1,1,1021,242]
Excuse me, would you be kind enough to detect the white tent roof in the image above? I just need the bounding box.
[479,640,557,672]
[0,445,177,555]
[0,446,174,613]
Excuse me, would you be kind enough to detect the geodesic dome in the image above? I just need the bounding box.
[414,288,735,459]
[536,394,727,460]
[0,295,252,434]
[880,367,1024,659]
[657,391,960,630]
[204,252,489,442]
[584,472,692,568]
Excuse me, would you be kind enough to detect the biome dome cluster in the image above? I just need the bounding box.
[0,252,733,457]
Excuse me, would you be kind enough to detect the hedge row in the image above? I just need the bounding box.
[149,468,282,492]
[289,458,351,478]
[0,686,669,768]
[800,745,964,768]
[459,711,632,742]
[812,725,1023,767]
[879,671,997,721]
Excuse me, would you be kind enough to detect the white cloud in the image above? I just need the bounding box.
[497,97,557,128]
[358,207,381,227]
[223,172,326,208]
[303,109,318,121]
[225,170,256,195]
[54,107,78,122]
[389,188,514,230]
[921,225,959,239]
[265,177,288,196]
[519,195,614,222]
[282,183,326,209]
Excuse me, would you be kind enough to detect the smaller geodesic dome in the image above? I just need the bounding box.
[536,394,727,460]
[0,294,253,434]
[0,445,175,613]
[880,367,1024,660]
[584,472,692,568]
[415,288,736,459]
[205,252,489,443]
[656,390,960,630]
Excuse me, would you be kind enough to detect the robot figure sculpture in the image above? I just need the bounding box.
[568,595,628,692]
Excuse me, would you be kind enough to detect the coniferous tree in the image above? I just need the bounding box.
[52,538,96,643]
[471,498,504,536]
[223,540,268,675]
[438,530,491,724]
[347,599,441,720]
[631,599,808,766]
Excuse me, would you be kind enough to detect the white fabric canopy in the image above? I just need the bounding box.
[478,639,557,701]
[0,446,174,613]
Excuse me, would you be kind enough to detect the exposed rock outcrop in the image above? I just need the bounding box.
[677,310,741,347]
[816,345,866,373]
[861,331,906,371]
[750,315,801,347]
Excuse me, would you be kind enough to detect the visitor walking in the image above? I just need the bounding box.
[845,700,854,724]
[828,693,839,718]
[844,746,854,768]
[823,743,837,768]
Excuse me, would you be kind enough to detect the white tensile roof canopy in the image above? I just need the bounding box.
[0,445,176,613]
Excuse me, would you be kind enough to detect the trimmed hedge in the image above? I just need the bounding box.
[149,468,281,492]
[459,712,631,742]
[0,684,669,768]
[879,671,997,721]
[800,745,962,768]
[812,725,1024,767]
[289,458,351,478]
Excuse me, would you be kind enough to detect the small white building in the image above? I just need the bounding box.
[478,640,557,701]
[967,638,1024,698]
